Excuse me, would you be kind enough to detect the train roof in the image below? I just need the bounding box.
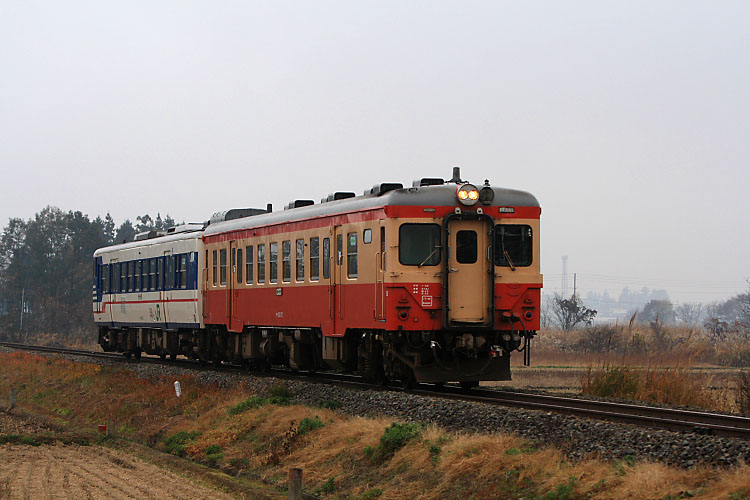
[94,228,203,257]
[204,183,539,237]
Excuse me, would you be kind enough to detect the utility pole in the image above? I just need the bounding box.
[561,256,568,297]
[573,273,577,298]
[19,288,24,331]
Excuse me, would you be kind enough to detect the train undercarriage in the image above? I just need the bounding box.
[98,325,535,386]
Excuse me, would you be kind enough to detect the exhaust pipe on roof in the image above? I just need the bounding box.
[450,166,462,183]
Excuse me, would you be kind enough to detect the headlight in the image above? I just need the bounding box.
[456,184,479,206]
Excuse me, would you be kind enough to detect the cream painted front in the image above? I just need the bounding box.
[494,218,543,286]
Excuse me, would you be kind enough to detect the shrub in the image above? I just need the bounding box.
[318,399,342,410]
[315,478,336,495]
[737,370,750,416]
[268,383,293,404]
[163,431,200,457]
[228,396,269,415]
[298,416,325,435]
[581,364,640,399]
[368,422,422,463]
[582,363,717,408]
[573,324,623,353]
[205,444,221,455]
[361,488,383,499]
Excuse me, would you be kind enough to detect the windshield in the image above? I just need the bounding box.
[399,223,441,266]
[495,225,532,267]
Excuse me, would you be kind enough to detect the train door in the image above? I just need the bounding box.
[329,225,345,335]
[162,251,171,326]
[446,218,492,325]
[229,240,242,332]
[93,257,102,314]
[375,222,386,321]
[108,258,118,325]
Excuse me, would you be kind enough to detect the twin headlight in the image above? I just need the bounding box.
[456,184,480,206]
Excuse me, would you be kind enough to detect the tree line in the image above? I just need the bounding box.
[0,207,179,337]
[544,289,750,335]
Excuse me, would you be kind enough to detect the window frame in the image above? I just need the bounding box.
[282,240,291,283]
[246,245,254,284]
[347,232,358,279]
[212,250,218,286]
[269,242,278,283]
[296,239,305,281]
[257,244,266,284]
[398,223,442,266]
[322,238,330,279]
[494,224,533,268]
[237,248,243,284]
[219,249,227,286]
[310,237,320,281]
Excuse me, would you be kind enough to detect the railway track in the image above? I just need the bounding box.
[3,341,750,440]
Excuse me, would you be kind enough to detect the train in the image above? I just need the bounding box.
[93,168,542,387]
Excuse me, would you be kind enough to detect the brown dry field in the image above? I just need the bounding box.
[0,411,277,500]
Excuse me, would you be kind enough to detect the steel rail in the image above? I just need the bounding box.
[3,341,749,440]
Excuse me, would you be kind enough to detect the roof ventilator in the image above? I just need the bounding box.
[321,192,356,203]
[208,208,270,225]
[284,200,315,210]
[134,230,167,241]
[411,178,445,187]
[367,183,403,196]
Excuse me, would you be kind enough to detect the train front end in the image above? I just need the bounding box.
[382,172,542,385]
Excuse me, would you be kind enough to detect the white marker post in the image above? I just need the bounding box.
[174,381,182,398]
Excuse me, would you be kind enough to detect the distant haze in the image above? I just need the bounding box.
[2,1,748,304]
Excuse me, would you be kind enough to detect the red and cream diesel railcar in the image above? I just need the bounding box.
[94,169,542,385]
[200,169,542,385]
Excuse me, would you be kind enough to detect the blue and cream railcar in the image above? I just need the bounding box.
[93,225,205,358]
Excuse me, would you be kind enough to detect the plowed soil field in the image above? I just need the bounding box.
[0,411,242,500]
[0,444,237,500]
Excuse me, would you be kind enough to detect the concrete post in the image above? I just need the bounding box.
[9,386,16,410]
[288,468,303,500]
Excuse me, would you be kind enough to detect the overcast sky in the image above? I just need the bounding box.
[1,1,748,304]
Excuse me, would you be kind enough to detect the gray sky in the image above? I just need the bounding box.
[1,1,748,304]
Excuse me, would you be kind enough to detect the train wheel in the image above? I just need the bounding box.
[400,373,416,390]
[134,351,142,360]
[159,352,167,360]
[460,381,479,390]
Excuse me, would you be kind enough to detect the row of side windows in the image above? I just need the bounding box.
[98,253,195,294]
[211,228,375,287]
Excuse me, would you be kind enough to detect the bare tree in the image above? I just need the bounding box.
[675,302,703,326]
[551,293,597,331]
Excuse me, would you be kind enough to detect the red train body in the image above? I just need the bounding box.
[96,170,542,385]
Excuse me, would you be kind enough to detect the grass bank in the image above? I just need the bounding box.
[1,352,749,500]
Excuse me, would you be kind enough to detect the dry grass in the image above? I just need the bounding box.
[4,351,750,499]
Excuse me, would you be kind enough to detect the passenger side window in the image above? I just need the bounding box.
[246,245,254,284]
[347,232,358,278]
[212,250,218,286]
[310,237,320,281]
[257,244,266,283]
[282,240,291,283]
[269,242,278,283]
[322,238,330,279]
[237,248,243,283]
[296,239,304,281]
[219,249,227,286]
[179,254,187,289]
